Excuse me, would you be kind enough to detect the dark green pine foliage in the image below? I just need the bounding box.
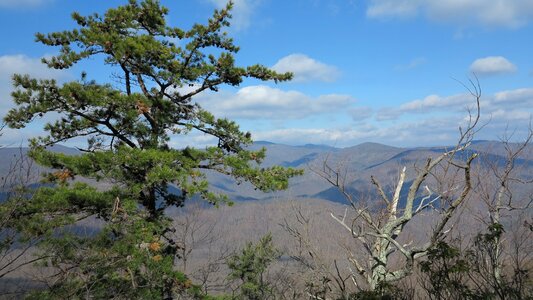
[419,241,477,300]
[3,0,301,298]
[226,233,280,300]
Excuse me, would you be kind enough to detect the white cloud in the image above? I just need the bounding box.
[0,55,62,80]
[107,82,533,147]
[367,0,421,18]
[366,0,533,28]
[252,127,377,146]
[493,88,533,104]
[0,126,44,147]
[375,93,470,121]
[169,132,218,149]
[0,55,70,146]
[469,56,517,76]
[482,88,533,123]
[251,102,531,147]
[487,109,532,121]
[207,0,260,31]
[250,117,472,147]
[376,87,533,122]
[399,94,468,112]
[0,0,51,8]
[272,54,340,83]
[0,55,70,111]
[199,85,354,119]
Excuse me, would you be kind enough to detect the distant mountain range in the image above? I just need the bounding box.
[1,141,531,205]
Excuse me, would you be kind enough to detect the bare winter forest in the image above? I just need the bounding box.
[2,116,532,299]
[0,1,532,299]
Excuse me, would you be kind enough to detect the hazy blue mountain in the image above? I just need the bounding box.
[1,140,531,206]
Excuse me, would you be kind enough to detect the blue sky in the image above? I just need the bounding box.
[1,0,532,147]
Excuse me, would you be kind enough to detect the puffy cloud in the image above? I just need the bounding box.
[483,88,533,123]
[250,117,471,147]
[487,109,532,121]
[252,104,531,147]
[199,85,354,119]
[252,127,377,146]
[366,0,533,28]
[0,54,72,146]
[367,0,421,18]
[469,56,517,76]
[375,93,470,121]
[272,54,340,83]
[0,54,70,111]
[0,125,45,147]
[399,94,468,112]
[375,87,533,121]
[493,88,533,104]
[0,54,64,80]
[207,0,260,30]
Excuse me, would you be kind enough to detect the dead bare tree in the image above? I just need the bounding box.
[0,124,49,296]
[169,202,233,295]
[171,202,219,272]
[281,202,353,299]
[1,128,39,276]
[315,82,482,293]
[467,126,533,298]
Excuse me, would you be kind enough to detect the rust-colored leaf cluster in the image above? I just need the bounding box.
[151,254,162,262]
[136,100,151,115]
[53,169,74,182]
[149,242,161,252]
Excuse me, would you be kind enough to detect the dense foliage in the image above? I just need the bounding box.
[1,1,531,299]
[226,233,280,300]
[2,0,301,298]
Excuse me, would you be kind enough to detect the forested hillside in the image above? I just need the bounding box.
[0,0,532,299]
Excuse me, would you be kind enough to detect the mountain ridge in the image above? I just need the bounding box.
[1,140,531,205]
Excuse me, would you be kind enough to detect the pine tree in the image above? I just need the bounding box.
[3,1,301,298]
[227,234,280,300]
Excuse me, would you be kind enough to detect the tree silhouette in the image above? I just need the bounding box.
[3,1,301,298]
